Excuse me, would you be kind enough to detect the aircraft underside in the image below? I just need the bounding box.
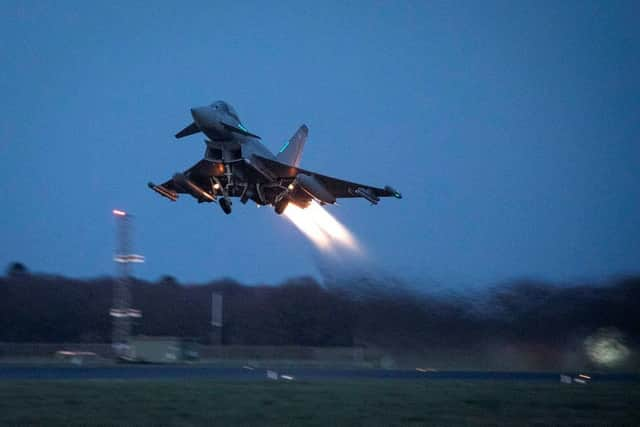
[149,159,313,215]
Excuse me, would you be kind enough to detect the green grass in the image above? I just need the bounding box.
[0,379,638,426]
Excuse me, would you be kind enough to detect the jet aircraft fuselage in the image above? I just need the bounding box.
[149,101,401,215]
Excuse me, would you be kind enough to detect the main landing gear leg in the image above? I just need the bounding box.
[274,198,289,215]
[220,197,232,215]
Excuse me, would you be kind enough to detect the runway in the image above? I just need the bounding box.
[0,365,637,382]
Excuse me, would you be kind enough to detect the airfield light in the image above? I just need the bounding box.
[112,209,126,216]
[584,327,631,367]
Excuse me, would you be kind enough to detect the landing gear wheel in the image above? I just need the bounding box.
[220,197,232,215]
[274,198,289,215]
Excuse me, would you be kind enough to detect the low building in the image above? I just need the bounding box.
[129,337,199,363]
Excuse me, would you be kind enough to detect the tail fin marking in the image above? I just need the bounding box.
[276,124,308,167]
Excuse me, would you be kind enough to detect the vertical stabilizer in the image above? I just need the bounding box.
[276,125,308,167]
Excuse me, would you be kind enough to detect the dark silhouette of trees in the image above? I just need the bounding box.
[5,262,28,278]
[0,272,638,359]
[158,275,179,287]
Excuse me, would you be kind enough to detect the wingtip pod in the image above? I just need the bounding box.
[384,185,403,199]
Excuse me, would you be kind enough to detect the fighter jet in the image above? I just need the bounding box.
[148,101,402,215]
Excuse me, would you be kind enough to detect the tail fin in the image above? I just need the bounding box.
[276,124,308,167]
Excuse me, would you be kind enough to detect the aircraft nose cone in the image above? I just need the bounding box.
[191,106,218,129]
[190,107,208,124]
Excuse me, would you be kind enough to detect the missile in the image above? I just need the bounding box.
[296,174,336,204]
[148,182,178,202]
[353,187,380,205]
[172,173,215,202]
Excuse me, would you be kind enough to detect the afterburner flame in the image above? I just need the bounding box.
[283,203,331,249]
[283,201,360,252]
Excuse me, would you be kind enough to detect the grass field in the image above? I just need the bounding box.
[0,379,638,426]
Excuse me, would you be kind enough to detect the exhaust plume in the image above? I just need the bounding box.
[283,201,360,252]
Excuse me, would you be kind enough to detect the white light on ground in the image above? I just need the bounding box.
[584,327,631,367]
[113,254,145,263]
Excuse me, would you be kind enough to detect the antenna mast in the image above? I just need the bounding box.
[110,209,143,357]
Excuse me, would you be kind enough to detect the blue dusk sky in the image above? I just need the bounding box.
[1,1,638,287]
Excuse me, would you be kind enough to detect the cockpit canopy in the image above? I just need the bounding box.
[211,100,240,123]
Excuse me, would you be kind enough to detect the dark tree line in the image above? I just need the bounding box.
[0,270,638,355]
